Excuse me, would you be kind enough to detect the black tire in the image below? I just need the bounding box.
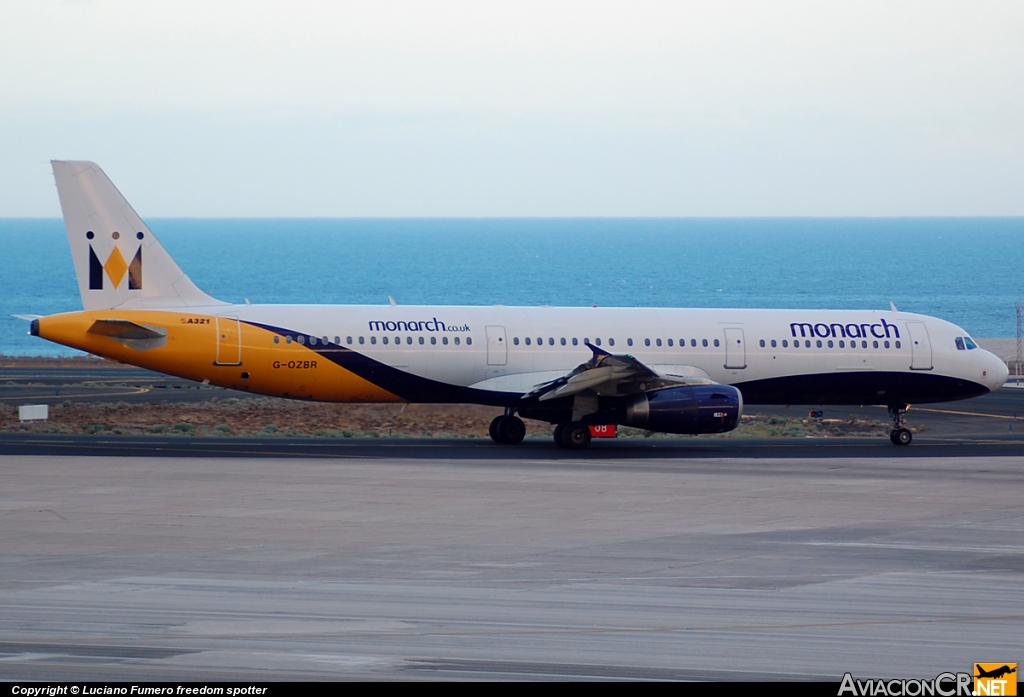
[894,428,912,446]
[553,423,566,448]
[560,422,592,450]
[489,415,504,444]
[497,415,526,445]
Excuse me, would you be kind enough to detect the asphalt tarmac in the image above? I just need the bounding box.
[0,449,1021,680]
[1,365,1022,680]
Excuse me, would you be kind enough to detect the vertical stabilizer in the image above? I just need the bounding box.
[52,161,226,310]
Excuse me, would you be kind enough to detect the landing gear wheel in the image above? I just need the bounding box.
[890,428,912,446]
[559,422,592,450]
[553,423,566,448]
[887,404,913,446]
[490,415,526,445]
[497,415,526,444]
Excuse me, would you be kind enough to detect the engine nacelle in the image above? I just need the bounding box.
[624,384,742,435]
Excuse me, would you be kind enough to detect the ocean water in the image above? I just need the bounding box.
[2,217,1023,356]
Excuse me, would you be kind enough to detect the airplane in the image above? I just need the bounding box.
[25,161,1008,449]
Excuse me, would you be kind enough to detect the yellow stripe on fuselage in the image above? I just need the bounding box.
[35,310,401,403]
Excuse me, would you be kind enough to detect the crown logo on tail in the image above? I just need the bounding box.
[87,231,143,290]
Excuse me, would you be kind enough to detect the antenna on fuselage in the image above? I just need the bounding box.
[389,295,398,306]
[889,301,898,312]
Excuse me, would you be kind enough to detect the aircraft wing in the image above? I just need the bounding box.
[526,343,715,401]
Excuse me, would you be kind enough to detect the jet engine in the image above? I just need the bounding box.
[624,384,742,435]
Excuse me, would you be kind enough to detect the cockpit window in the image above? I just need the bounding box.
[955,337,965,351]
[964,337,978,350]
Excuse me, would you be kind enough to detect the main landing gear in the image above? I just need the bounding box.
[489,411,526,445]
[888,404,913,446]
[553,422,592,450]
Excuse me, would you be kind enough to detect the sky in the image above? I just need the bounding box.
[1,0,1022,217]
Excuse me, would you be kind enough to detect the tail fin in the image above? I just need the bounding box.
[51,161,226,310]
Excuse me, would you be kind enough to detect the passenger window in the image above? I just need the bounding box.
[286,336,292,344]
[667,339,673,347]
[861,340,867,348]
[382,336,388,345]
[884,340,890,348]
[525,337,531,346]
[595,338,602,346]
[548,337,554,346]
[359,336,365,345]
[584,338,590,345]
[454,337,460,345]
[702,339,708,347]
[873,340,878,349]
[395,336,400,344]
[895,341,902,348]
[333,336,339,344]
[298,336,306,345]
[804,340,810,348]
[443,337,449,345]
[759,339,765,347]
[419,336,425,345]
[955,337,965,350]
[627,338,633,346]
[467,337,472,345]
[561,337,566,346]
[645,338,651,347]
[771,339,776,348]
[324,337,329,345]
[656,338,662,347]
[370,336,377,345]
[715,339,721,347]
[431,336,437,345]
[827,340,833,348]
[782,340,788,347]
[608,338,615,347]
[274,336,280,344]
[690,339,696,347]
[346,336,353,344]
[964,337,978,350]
[514,337,519,345]
[816,340,822,348]
[310,337,317,346]
[839,340,844,348]
[572,338,579,346]
[537,337,542,346]
[407,336,413,345]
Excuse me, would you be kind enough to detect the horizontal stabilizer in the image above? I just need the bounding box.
[87,319,168,351]
[11,314,43,321]
[88,319,165,340]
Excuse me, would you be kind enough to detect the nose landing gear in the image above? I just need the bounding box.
[888,404,913,445]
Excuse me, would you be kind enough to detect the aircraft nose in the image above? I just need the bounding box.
[983,350,1009,391]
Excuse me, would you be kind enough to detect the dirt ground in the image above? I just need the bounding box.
[0,398,890,440]
[0,356,890,439]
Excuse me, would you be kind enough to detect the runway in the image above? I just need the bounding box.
[0,450,1021,680]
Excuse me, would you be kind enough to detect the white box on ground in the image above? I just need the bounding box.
[19,404,48,422]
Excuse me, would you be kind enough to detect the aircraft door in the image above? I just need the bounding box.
[907,321,933,370]
[215,316,242,366]
[724,328,746,369]
[486,325,508,366]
